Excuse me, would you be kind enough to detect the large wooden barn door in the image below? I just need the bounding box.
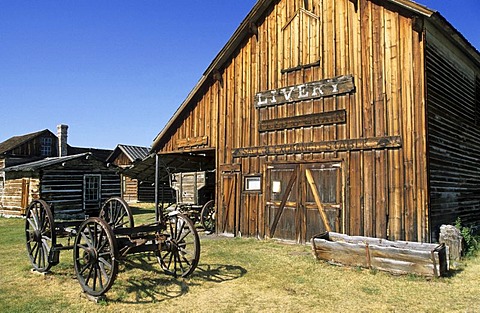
[266,162,343,243]
[219,165,240,236]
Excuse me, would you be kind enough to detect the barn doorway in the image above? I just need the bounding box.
[218,164,241,236]
[266,161,344,243]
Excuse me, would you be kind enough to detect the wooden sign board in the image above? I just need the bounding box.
[255,75,355,108]
[233,136,401,157]
[176,136,208,149]
[259,110,346,132]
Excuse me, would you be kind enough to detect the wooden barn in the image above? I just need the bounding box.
[149,0,480,243]
[106,144,154,203]
[0,153,120,218]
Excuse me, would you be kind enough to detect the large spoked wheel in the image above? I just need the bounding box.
[157,213,200,278]
[74,217,118,297]
[200,200,215,233]
[99,197,134,229]
[25,199,56,273]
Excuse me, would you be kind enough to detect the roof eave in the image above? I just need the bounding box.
[428,12,480,68]
[151,0,273,151]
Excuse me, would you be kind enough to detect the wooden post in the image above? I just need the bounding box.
[305,169,331,232]
[154,154,159,222]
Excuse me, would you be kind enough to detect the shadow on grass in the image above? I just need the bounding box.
[130,206,155,216]
[441,267,464,278]
[108,254,246,304]
[193,263,247,283]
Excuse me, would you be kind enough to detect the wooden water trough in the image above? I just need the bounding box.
[311,232,448,277]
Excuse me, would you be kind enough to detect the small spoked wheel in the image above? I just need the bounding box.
[99,197,134,229]
[25,200,55,273]
[200,200,215,233]
[74,217,118,296]
[157,213,200,278]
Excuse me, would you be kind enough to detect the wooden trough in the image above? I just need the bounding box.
[311,232,448,277]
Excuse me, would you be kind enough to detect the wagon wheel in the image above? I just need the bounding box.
[157,213,200,278]
[73,217,118,296]
[25,199,56,273]
[99,197,134,229]
[200,200,215,233]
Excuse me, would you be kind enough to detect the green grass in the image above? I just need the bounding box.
[2,207,480,312]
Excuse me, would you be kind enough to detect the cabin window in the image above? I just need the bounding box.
[84,174,101,201]
[40,137,52,156]
[244,175,261,192]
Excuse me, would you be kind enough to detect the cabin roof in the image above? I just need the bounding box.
[106,144,150,163]
[68,146,113,161]
[0,129,53,155]
[1,153,104,172]
[150,0,480,151]
[0,129,113,160]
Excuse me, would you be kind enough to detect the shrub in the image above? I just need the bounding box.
[455,218,479,258]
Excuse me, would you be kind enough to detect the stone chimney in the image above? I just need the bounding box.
[57,124,68,157]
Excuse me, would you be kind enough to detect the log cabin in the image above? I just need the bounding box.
[0,125,119,216]
[147,0,480,243]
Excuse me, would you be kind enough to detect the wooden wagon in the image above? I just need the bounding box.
[25,196,200,297]
[312,232,448,277]
[169,170,215,232]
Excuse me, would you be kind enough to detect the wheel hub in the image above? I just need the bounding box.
[83,249,98,265]
[33,230,43,242]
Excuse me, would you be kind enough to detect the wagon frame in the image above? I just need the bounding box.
[25,196,200,297]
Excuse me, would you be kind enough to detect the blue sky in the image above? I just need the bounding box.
[1,1,478,150]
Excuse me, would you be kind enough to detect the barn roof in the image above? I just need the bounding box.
[1,153,102,172]
[106,144,150,163]
[150,0,480,151]
[0,129,53,155]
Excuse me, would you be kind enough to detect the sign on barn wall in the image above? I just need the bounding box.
[255,75,355,108]
[259,110,346,132]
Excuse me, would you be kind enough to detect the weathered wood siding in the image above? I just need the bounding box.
[156,0,430,241]
[7,132,57,157]
[120,176,156,203]
[121,176,139,202]
[425,27,480,238]
[0,177,39,214]
[112,153,131,167]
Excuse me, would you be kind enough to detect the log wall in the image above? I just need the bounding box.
[40,159,120,218]
[0,177,39,215]
[425,27,480,238]
[1,158,120,218]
